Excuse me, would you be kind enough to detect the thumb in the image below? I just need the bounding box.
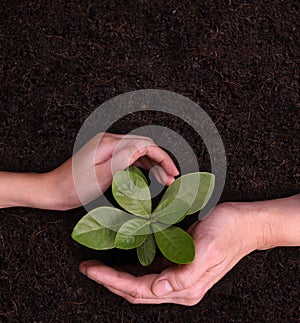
[151,261,205,297]
[94,140,147,188]
[151,226,218,297]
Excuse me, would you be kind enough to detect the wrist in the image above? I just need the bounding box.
[19,172,58,209]
[35,172,60,209]
[0,171,56,209]
[250,205,283,250]
[41,169,70,211]
[46,164,82,211]
[244,195,300,250]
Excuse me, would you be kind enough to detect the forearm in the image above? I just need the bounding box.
[0,171,55,209]
[245,194,300,249]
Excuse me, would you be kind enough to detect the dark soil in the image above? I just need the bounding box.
[0,0,299,322]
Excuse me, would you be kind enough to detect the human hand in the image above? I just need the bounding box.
[79,194,300,305]
[48,133,179,210]
[79,202,263,305]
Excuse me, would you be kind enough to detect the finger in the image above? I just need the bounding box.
[93,133,154,164]
[80,260,158,299]
[151,233,223,297]
[80,260,201,305]
[195,250,249,300]
[133,156,157,173]
[96,139,178,185]
[79,259,104,272]
[151,263,203,297]
[93,143,161,193]
[142,259,230,305]
[100,283,201,305]
[133,157,167,185]
[99,133,155,157]
[94,134,179,182]
[93,140,146,189]
[135,153,178,185]
[114,137,179,176]
[106,133,155,143]
[142,145,179,177]
[101,270,208,305]
[105,139,152,175]
[150,165,176,186]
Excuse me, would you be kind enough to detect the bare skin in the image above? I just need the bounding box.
[0,133,179,210]
[79,194,300,306]
[1,132,299,306]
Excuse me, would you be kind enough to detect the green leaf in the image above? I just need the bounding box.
[152,223,195,264]
[112,169,151,217]
[151,198,190,224]
[86,207,135,231]
[115,218,150,249]
[71,212,117,250]
[137,234,156,266]
[154,172,215,215]
[126,166,148,184]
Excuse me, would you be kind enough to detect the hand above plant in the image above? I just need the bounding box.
[0,133,179,210]
[72,166,215,266]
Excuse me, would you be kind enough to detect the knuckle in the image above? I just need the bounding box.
[96,132,106,139]
[131,140,148,154]
[172,273,192,290]
[128,288,143,300]
[204,244,226,265]
[126,291,144,304]
[209,243,226,263]
[95,132,109,144]
[197,232,226,264]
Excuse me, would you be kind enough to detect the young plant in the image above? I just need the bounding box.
[72,166,215,266]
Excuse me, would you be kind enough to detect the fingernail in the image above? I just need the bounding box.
[79,263,88,275]
[167,176,175,185]
[153,279,173,296]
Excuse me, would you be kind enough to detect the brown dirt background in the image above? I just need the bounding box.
[0,0,299,322]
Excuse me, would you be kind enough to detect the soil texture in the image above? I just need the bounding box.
[0,1,299,322]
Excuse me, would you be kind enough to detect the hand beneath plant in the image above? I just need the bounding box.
[79,195,300,305]
[0,133,179,210]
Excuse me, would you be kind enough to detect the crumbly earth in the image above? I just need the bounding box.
[0,1,299,322]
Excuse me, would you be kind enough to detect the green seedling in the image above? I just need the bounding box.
[72,166,215,266]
